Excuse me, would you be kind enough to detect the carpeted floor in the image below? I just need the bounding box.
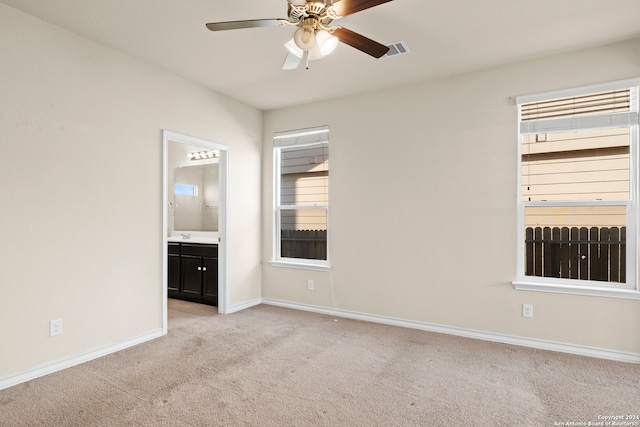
[1,299,638,426]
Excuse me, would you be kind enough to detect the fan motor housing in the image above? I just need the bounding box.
[288,1,337,27]
[307,2,326,15]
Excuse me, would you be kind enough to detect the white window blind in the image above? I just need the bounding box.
[521,89,631,121]
[518,82,639,134]
[273,126,329,147]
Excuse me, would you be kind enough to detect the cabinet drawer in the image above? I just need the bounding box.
[181,243,218,257]
[168,243,181,255]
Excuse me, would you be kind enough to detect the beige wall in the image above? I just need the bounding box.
[262,38,640,354]
[0,4,262,379]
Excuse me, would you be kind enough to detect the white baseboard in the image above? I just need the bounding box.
[261,298,640,364]
[0,328,164,391]
[227,297,262,314]
[4,299,636,391]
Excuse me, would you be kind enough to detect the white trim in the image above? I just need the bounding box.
[516,102,525,286]
[261,299,640,364]
[631,102,640,298]
[0,329,163,391]
[162,135,169,332]
[268,260,331,272]
[273,146,279,265]
[513,280,640,300]
[162,131,230,318]
[227,297,262,314]
[218,147,231,314]
[516,77,640,104]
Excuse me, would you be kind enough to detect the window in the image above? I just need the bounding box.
[174,183,197,196]
[271,126,329,270]
[515,79,640,299]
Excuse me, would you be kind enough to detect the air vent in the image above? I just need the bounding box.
[382,40,410,58]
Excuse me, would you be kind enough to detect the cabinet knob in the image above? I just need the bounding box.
[197,267,202,271]
[202,267,207,271]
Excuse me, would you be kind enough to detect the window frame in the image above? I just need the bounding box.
[513,78,640,300]
[270,126,330,271]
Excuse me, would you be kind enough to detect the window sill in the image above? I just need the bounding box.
[513,280,640,300]
[269,260,330,272]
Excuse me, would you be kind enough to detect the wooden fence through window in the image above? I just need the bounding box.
[525,226,626,283]
[281,229,327,260]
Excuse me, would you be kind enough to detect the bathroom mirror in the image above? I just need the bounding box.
[168,140,219,232]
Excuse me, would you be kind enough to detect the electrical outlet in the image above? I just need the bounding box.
[522,304,533,318]
[307,279,314,290]
[50,318,63,336]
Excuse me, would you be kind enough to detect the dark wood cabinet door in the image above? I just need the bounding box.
[169,243,218,306]
[168,254,181,292]
[181,256,203,296]
[202,256,218,299]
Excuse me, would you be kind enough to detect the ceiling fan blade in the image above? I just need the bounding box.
[332,27,389,58]
[282,52,303,70]
[331,0,393,17]
[205,19,287,32]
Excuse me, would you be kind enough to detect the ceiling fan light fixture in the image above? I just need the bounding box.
[285,38,326,62]
[307,44,326,61]
[293,25,316,51]
[206,0,395,69]
[285,38,304,59]
[316,30,338,55]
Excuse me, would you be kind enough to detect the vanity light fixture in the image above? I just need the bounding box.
[189,150,218,161]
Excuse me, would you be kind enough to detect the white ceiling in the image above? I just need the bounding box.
[2,0,640,110]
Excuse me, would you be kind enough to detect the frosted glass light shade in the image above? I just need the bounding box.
[285,38,325,61]
[316,30,338,55]
[294,26,316,51]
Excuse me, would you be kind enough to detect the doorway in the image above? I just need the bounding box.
[162,130,229,334]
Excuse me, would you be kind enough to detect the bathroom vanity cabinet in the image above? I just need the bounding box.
[168,242,218,306]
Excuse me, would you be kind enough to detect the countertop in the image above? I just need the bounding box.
[167,232,219,244]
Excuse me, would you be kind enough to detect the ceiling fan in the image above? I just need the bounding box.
[206,0,393,70]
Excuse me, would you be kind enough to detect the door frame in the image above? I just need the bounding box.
[162,130,229,333]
